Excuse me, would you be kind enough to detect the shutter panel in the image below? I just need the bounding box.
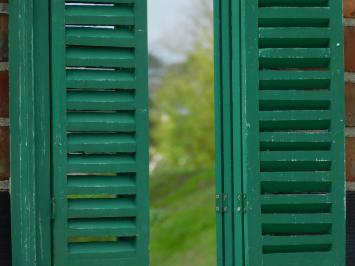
[214,0,244,265]
[51,1,149,265]
[242,0,345,265]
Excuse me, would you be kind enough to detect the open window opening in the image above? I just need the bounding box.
[148,1,216,265]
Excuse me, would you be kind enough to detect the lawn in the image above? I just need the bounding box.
[150,169,216,266]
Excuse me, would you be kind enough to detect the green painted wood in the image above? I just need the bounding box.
[67,175,136,195]
[241,0,345,265]
[9,0,51,265]
[214,0,244,265]
[66,5,134,25]
[213,1,225,264]
[51,0,149,265]
[66,28,135,47]
[66,47,135,68]
[66,69,136,89]
[216,0,345,265]
[68,218,137,237]
[67,91,135,111]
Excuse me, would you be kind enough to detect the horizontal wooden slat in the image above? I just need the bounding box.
[260,150,331,161]
[68,198,136,218]
[66,69,135,89]
[262,213,332,224]
[260,171,332,182]
[68,218,136,237]
[67,175,136,195]
[69,241,136,259]
[67,91,135,111]
[259,70,331,90]
[67,154,136,173]
[66,5,134,26]
[262,252,332,266]
[260,131,332,143]
[259,7,330,27]
[261,194,331,205]
[67,112,135,132]
[263,235,332,248]
[259,90,330,111]
[66,28,135,47]
[259,27,330,48]
[66,47,135,68]
[260,151,332,171]
[67,0,134,3]
[259,0,329,7]
[260,131,332,151]
[68,133,135,153]
[261,194,332,213]
[260,90,330,101]
[259,48,330,68]
[259,110,331,131]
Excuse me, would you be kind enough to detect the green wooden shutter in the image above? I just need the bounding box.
[215,0,345,265]
[51,1,149,265]
[214,0,244,265]
[242,0,345,265]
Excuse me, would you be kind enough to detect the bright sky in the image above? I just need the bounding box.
[148,0,190,60]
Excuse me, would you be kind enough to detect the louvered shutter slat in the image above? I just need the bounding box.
[66,28,135,47]
[67,112,135,132]
[66,6,134,25]
[259,28,330,48]
[52,0,148,265]
[68,241,136,259]
[68,218,137,237]
[66,47,135,68]
[68,133,136,153]
[66,69,135,89]
[259,48,330,68]
[68,198,136,218]
[67,91,135,111]
[242,0,345,265]
[259,7,330,27]
[67,175,136,195]
[259,0,329,6]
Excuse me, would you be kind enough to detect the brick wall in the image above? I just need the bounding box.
[345,0,355,183]
[0,0,8,184]
[0,1,10,265]
[345,1,355,264]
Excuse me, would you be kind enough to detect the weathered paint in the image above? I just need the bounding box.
[9,0,51,265]
[215,0,346,265]
[51,0,149,265]
[214,0,244,265]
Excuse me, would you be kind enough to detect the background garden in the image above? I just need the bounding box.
[148,1,216,265]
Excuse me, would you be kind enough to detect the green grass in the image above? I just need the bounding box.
[150,168,216,266]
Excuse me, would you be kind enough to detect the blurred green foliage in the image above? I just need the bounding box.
[150,169,216,266]
[150,42,215,171]
[149,1,215,264]
[149,39,216,266]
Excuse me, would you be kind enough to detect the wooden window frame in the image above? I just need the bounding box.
[9,0,51,265]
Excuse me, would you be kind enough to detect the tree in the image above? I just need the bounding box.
[150,39,214,171]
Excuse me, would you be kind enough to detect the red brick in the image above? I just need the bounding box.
[0,71,8,117]
[347,137,355,181]
[344,0,355,18]
[0,127,9,181]
[346,83,355,127]
[0,15,8,62]
[345,27,355,72]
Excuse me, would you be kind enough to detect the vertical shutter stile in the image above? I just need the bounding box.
[242,0,345,265]
[215,0,244,264]
[51,0,148,265]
